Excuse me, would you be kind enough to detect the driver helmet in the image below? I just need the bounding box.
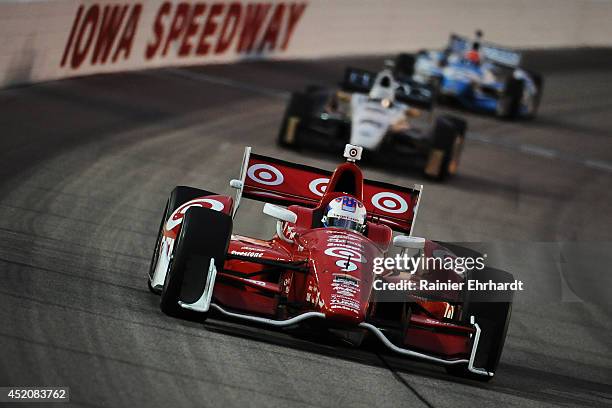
[369,71,395,101]
[465,42,481,65]
[322,196,367,233]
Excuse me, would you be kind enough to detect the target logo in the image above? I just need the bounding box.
[308,178,329,197]
[371,192,409,214]
[165,198,225,231]
[247,164,284,186]
[336,259,358,272]
[324,247,366,264]
[343,144,362,161]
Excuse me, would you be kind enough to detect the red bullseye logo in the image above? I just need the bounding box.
[165,198,225,231]
[247,164,284,186]
[308,178,329,197]
[371,192,408,214]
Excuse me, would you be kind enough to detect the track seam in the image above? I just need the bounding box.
[376,353,435,408]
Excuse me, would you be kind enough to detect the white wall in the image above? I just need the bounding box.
[1,0,611,87]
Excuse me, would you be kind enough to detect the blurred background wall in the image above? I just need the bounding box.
[1,0,611,87]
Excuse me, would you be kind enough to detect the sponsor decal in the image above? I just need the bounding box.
[325,232,367,274]
[61,2,307,70]
[230,250,264,258]
[324,233,367,278]
[333,274,360,286]
[324,247,366,264]
[331,275,359,297]
[341,196,357,213]
[244,278,267,286]
[330,297,360,312]
[370,191,409,214]
[282,223,297,240]
[165,198,225,231]
[308,177,329,197]
[330,273,361,313]
[280,273,292,295]
[247,163,284,186]
[305,281,324,307]
[239,245,265,251]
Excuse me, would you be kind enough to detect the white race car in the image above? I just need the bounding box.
[278,66,467,181]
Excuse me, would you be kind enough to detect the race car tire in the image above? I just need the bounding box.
[305,85,325,94]
[496,76,524,119]
[445,267,514,381]
[429,76,443,101]
[148,186,216,295]
[277,92,310,148]
[524,72,544,120]
[441,114,467,137]
[394,53,416,79]
[160,206,232,320]
[424,115,466,181]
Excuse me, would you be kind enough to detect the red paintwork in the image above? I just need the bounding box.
[165,155,473,360]
[404,314,473,357]
[242,154,421,234]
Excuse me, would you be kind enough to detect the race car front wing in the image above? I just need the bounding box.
[177,257,493,378]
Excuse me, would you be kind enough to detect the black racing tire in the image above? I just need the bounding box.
[441,114,467,137]
[394,53,416,79]
[446,267,514,381]
[429,76,443,101]
[305,84,325,94]
[277,92,311,148]
[524,72,544,120]
[160,206,232,320]
[148,186,216,295]
[424,115,466,181]
[496,76,524,119]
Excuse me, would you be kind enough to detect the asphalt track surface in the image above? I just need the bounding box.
[1,49,611,408]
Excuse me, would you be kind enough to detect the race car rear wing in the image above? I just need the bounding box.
[230,147,422,235]
[340,67,434,111]
[448,33,522,67]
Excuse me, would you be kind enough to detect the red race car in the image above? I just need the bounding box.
[147,144,513,381]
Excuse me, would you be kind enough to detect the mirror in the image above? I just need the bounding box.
[393,235,425,250]
[229,179,243,189]
[263,203,297,223]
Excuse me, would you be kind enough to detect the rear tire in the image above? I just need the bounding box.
[424,115,466,181]
[524,72,544,120]
[160,207,232,320]
[148,186,217,295]
[277,92,311,148]
[496,76,524,119]
[446,267,514,381]
[394,53,416,79]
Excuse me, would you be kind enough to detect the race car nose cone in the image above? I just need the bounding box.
[323,306,365,325]
[319,293,367,325]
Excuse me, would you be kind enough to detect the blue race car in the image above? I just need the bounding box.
[395,32,544,119]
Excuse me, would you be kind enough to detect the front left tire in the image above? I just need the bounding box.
[160,206,232,320]
[148,186,217,294]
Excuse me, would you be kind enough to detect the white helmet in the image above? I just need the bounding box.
[369,69,396,102]
[322,196,367,233]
